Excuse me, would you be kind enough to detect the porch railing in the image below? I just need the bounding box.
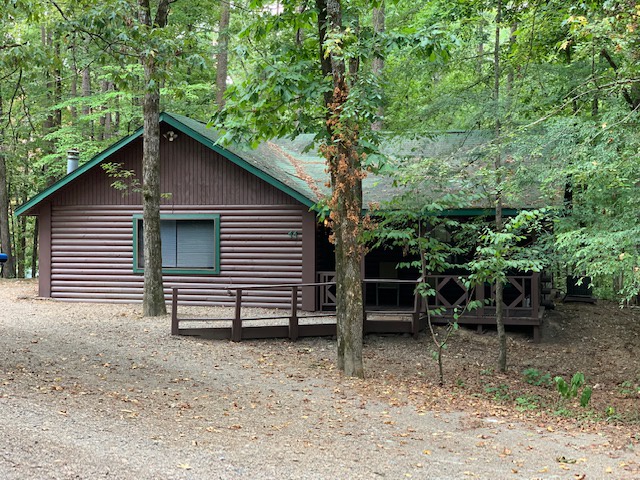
[424,273,540,320]
[171,279,425,341]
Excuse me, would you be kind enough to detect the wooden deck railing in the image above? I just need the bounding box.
[171,279,425,341]
[424,273,541,320]
[171,274,543,341]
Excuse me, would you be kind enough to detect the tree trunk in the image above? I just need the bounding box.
[100,80,112,139]
[70,39,78,120]
[139,0,171,317]
[494,0,507,373]
[54,39,62,128]
[16,213,25,278]
[322,0,365,378]
[371,3,385,131]
[82,64,93,139]
[0,134,16,278]
[215,0,231,110]
[141,63,166,316]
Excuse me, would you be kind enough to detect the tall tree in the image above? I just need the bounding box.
[215,0,230,109]
[321,0,365,377]
[214,0,391,376]
[138,0,174,317]
[371,2,385,131]
[0,94,15,278]
[493,0,506,372]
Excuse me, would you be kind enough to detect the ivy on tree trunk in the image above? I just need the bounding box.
[321,0,365,378]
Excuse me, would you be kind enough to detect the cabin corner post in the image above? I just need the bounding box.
[38,202,52,297]
[301,210,316,311]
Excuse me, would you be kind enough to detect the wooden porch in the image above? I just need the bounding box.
[170,272,543,342]
[171,280,425,341]
[423,273,544,342]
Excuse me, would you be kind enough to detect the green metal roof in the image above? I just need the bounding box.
[16,113,551,217]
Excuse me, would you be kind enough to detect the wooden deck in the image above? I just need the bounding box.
[171,280,424,341]
[420,273,543,342]
[171,273,544,342]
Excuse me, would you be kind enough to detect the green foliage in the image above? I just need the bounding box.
[554,372,593,408]
[617,380,640,399]
[484,383,511,402]
[467,209,549,289]
[515,394,540,412]
[522,368,553,387]
[101,162,141,194]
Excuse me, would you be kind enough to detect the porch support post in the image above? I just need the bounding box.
[301,210,316,311]
[289,285,299,340]
[411,283,420,338]
[532,272,541,343]
[362,280,368,334]
[171,287,179,335]
[531,272,540,319]
[232,288,243,342]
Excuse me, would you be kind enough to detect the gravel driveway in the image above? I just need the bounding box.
[0,279,637,479]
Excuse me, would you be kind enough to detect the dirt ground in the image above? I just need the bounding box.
[0,279,638,479]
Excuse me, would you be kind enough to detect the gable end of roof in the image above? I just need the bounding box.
[15,113,317,216]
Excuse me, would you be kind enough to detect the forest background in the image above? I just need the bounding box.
[1,0,639,305]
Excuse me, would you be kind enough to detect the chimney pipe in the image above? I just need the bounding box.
[67,149,79,174]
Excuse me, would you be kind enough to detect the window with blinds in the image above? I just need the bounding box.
[133,214,220,274]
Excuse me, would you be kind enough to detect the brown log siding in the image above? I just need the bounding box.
[50,204,306,307]
[42,131,315,307]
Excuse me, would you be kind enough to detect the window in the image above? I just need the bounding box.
[133,214,220,275]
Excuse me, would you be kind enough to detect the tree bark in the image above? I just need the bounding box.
[371,3,385,131]
[0,115,16,278]
[16,212,25,278]
[494,0,507,373]
[82,63,94,139]
[70,38,78,120]
[322,0,365,378]
[100,80,112,139]
[138,0,172,316]
[215,0,231,110]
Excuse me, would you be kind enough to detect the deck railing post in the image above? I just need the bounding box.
[232,288,243,342]
[411,279,420,338]
[362,281,368,334]
[171,287,179,335]
[531,272,540,319]
[477,279,485,317]
[289,286,299,340]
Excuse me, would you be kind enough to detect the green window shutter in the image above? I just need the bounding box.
[176,220,215,268]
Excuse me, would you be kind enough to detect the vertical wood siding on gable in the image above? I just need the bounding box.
[52,135,299,207]
[50,204,305,307]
